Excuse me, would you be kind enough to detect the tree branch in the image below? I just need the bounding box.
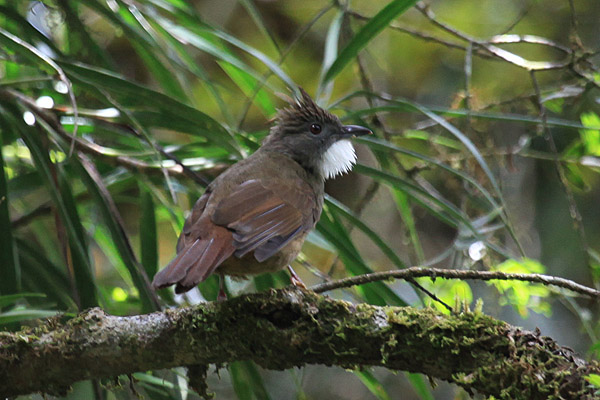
[310,267,600,298]
[1,288,597,399]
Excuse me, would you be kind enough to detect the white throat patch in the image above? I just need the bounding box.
[320,139,357,180]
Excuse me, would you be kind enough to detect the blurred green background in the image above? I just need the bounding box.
[1,0,599,398]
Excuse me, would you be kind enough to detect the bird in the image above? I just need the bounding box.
[152,88,371,298]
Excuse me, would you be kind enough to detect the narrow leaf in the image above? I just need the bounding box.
[9,109,97,309]
[140,186,158,278]
[355,369,392,400]
[0,125,19,294]
[323,0,417,83]
[0,309,58,325]
[76,155,159,313]
[229,361,272,400]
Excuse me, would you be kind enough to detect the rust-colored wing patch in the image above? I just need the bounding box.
[212,180,307,262]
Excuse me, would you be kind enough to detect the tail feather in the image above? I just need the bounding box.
[152,239,206,289]
[154,229,235,293]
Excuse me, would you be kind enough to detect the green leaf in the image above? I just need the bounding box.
[357,136,503,225]
[229,361,272,400]
[140,187,158,279]
[392,189,425,263]
[76,155,159,313]
[58,0,114,69]
[406,373,435,400]
[317,10,344,103]
[7,108,98,309]
[0,293,46,309]
[0,5,62,56]
[326,196,407,270]
[491,258,551,317]
[17,239,75,310]
[218,62,276,117]
[586,373,600,388]
[238,0,281,55]
[316,208,408,306]
[354,369,392,400]
[334,91,599,132]
[0,308,58,325]
[355,164,463,230]
[58,61,241,156]
[0,125,19,294]
[323,0,418,83]
[580,112,600,156]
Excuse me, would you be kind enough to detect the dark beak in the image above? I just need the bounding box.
[341,124,372,138]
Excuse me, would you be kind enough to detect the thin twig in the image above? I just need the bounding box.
[498,2,533,35]
[310,267,600,298]
[415,2,572,71]
[406,277,453,312]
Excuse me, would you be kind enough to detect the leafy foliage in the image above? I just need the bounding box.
[1,0,599,399]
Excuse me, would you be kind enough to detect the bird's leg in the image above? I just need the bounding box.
[217,274,227,301]
[287,265,307,289]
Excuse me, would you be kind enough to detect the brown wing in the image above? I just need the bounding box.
[152,192,236,293]
[212,179,312,262]
[152,179,317,293]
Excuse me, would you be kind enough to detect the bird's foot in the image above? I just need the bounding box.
[217,289,228,301]
[287,265,307,289]
[217,275,228,301]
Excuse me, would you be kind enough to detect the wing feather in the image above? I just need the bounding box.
[212,179,310,261]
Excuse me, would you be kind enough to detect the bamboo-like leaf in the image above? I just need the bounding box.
[118,3,189,100]
[0,5,61,56]
[322,0,417,84]
[59,61,241,156]
[16,239,75,310]
[77,0,187,100]
[0,125,18,295]
[207,27,296,89]
[229,361,272,400]
[354,369,392,400]
[412,103,524,255]
[316,208,408,306]
[140,186,158,278]
[146,17,234,124]
[218,61,276,117]
[355,164,510,258]
[58,0,114,69]
[0,293,46,309]
[392,189,425,263]
[0,308,58,325]
[317,10,344,103]
[334,91,600,131]
[0,27,79,138]
[76,155,159,313]
[355,164,465,229]
[406,373,435,400]
[357,136,502,215]
[326,196,407,270]
[153,17,281,90]
[7,109,97,309]
[238,0,281,55]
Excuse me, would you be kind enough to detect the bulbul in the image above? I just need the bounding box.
[152,88,371,296]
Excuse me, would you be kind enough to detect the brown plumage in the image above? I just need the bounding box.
[152,89,371,295]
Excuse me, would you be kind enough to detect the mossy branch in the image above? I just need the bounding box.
[0,288,597,399]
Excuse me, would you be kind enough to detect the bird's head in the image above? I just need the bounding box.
[263,88,371,180]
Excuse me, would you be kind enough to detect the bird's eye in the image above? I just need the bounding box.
[310,123,322,135]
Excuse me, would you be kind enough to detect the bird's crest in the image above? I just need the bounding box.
[275,87,338,127]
